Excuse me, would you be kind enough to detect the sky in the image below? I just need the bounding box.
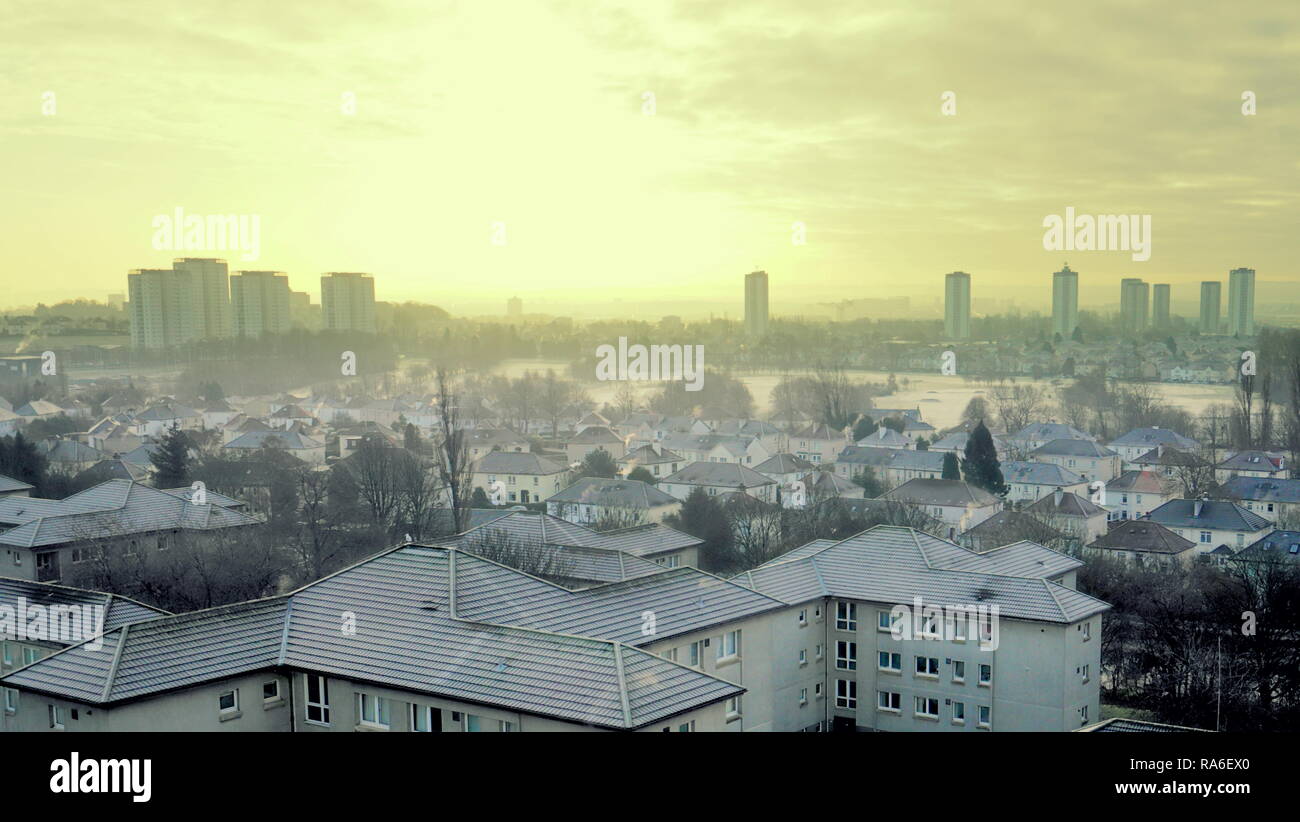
[2,0,1297,317]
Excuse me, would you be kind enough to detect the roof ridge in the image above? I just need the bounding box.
[612,642,633,727]
[101,623,129,702]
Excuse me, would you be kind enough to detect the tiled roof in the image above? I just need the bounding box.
[0,473,34,494]
[1217,477,1300,504]
[1030,439,1118,458]
[1146,499,1271,532]
[1002,461,1085,486]
[883,478,1000,507]
[1088,520,1195,554]
[473,451,568,475]
[661,461,775,488]
[1026,491,1106,517]
[547,477,677,509]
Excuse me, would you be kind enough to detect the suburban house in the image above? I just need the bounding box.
[1108,427,1199,466]
[1085,519,1197,566]
[833,447,946,490]
[616,444,684,479]
[1024,490,1109,546]
[959,510,1064,553]
[467,428,531,462]
[659,462,777,503]
[131,402,203,436]
[1005,422,1095,456]
[1216,477,1300,524]
[753,453,819,489]
[881,479,1002,538]
[1145,498,1274,555]
[573,411,611,435]
[1234,531,1300,566]
[1215,450,1287,484]
[1029,439,1121,483]
[546,477,680,526]
[790,423,849,464]
[929,429,1009,460]
[565,425,627,466]
[1103,470,1173,521]
[223,429,327,465]
[471,451,571,505]
[1001,461,1088,504]
[661,433,771,466]
[0,480,262,584]
[0,475,33,499]
[854,426,912,450]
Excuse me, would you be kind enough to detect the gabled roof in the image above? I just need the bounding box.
[962,511,1064,546]
[1007,422,1094,443]
[793,422,842,440]
[39,439,103,463]
[1001,460,1085,486]
[1133,446,1208,467]
[224,429,322,451]
[1088,520,1195,554]
[547,477,677,510]
[855,427,910,447]
[72,458,149,485]
[568,425,625,445]
[0,473,34,494]
[617,444,683,466]
[1237,531,1300,562]
[1030,439,1117,458]
[1,547,744,729]
[1108,427,1198,450]
[883,478,1000,507]
[753,453,817,474]
[660,461,775,488]
[473,451,568,475]
[1147,499,1272,532]
[0,576,168,639]
[1026,490,1106,517]
[1106,470,1168,494]
[1217,476,1300,504]
[1216,450,1285,472]
[835,446,946,473]
[734,525,1107,624]
[0,480,260,548]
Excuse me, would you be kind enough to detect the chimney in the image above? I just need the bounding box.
[1194,498,1205,518]
[879,427,886,440]
[1156,444,1163,459]
[1053,487,1063,508]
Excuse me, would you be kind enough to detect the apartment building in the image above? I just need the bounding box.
[320,272,377,333]
[230,270,291,338]
[733,526,1107,732]
[127,258,231,348]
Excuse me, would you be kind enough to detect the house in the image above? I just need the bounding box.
[267,403,316,430]
[467,428,530,462]
[616,444,684,479]
[0,408,20,437]
[1103,470,1172,521]
[1085,519,1197,566]
[1233,531,1300,565]
[734,525,1106,732]
[13,400,64,420]
[546,477,680,526]
[0,576,167,677]
[201,398,238,429]
[131,402,203,436]
[1024,489,1109,546]
[223,429,327,465]
[959,511,1064,553]
[565,426,627,466]
[754,453,819,490]
[1215,477,1300,523]
[880,478,1002,538]
[787,470,864,508]
[0,475,33,499]
[1029,439,1121,483]
[659,462,777,503]
[573,411,611,436]
[72,458,150,486]
[471,451,571,505]
[790,422,849,464]
[930,429,1009,460]
[1000,461,1088,504]
[833,446,947,490]
[1215,450,1287,484]
[37,438,104,473]
[714,419,784,453]
[1005,422,1095,455]
[661,433,771,467]
[1107,427,1199,465]
[0,480,262,583]
[854,426,912,450]
[1145,498,1274,555]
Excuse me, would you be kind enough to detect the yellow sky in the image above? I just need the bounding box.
[2,0,1297,315]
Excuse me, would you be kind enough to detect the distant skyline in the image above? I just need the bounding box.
[3,1,1298,316]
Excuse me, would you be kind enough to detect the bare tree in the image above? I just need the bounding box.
[434,368,474,534]
[458,527,575,581]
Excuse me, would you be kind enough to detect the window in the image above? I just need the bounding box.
[836,641,857,670]
[877,610,899,632]
[49,704,64,729]
[876,690,900,711]
[411,704,440,732]
[835,601,857,631]
[356,692,390,728]
[1,642,10,665]
[218,689,239,715]
[465,715,482,732]
[688,641,703,667]
[815,643,824,660]
[677,720,695,732]
[1079,705,1089,725]
[1081,621,1092,641]
[978,664,992,686]
[978,705,991,728]
[878,651,901,672]
[914,696,940,718]
[798,649,807,666]
[1081,664,1091,683]
[815,683,824,699]
[23,648,39,666]
[952,660,966,683]
[718,630,741,661]
[814,605,822,621]
[836,680,857,709]
[499,720,516,732]
[919,613,939,638]
[725,696,742,719]
[1200,531,1212,543]
[798,609,808,626]
[952,701,965,723]
[915,656,939,677]
[3,688,16,713]
[305,674,331,725]
[262,680,280,703]
[663,555,680,568]
[799,688,808,705]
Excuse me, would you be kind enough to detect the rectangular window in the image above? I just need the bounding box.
[411,704,441,732]
[815,643,824,660]
[836,679,857,709]
[465,715,481,732]
[815,683,824,699]
[914,696,940,718]
[953,660,966,683]
[3,688,16,713]
[1200,531,1212,543]
[836,601,857,631]
[499,720,516,732]
[877,610,899,632]
[1080,705,1089,724]
[689,641,702,667]
[978,664,992,686]
[798,649,807,666]
[1081,664,1090,683]
[23,648,39,666]
[1081,621,1092,641]
[49,704,64,730]
[876,690,900,711]
[262,680,280,703]
[726,696,742,718]
[836,641,857,670]
[952,701,965,723]
[915,656,939,677]
[218,689,239,715]
[718,630,741,661]
[978,705,991,728]
[1,642,10,665]
[677,720,695,732]
[798,609,808,626]
[799,688,808,705]
[356,692,390,728]
[878,651,901,672]
[305,674,331,725]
